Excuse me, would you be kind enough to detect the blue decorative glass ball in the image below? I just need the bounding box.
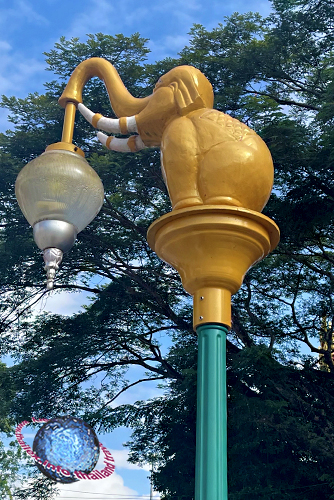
[33,416,100,483]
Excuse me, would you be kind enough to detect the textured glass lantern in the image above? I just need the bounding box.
[15,145,104,289]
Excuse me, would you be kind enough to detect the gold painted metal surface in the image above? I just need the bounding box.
[135,65,214,147]
[46,142,85,158]
[61,102,77,144]
[161,109,274,212]
[194,288,232,329]
[106,136,114,149]
[92,113,103,129]
[127,136,138,152]
[59,57,151,116]
[119,117,128,135]
[147,206,280,329]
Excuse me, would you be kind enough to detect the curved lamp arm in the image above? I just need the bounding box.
[58,57,150,149]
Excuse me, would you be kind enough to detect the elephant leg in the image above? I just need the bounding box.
[161,117,202,210]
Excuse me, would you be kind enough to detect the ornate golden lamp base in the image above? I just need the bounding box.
[147,205,280,329]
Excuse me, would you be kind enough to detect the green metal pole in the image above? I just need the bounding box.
[195,323,228,500]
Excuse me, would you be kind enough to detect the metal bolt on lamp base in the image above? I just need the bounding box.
[33,220,78,290]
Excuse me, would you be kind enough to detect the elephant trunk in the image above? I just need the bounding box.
[58,57,150,117]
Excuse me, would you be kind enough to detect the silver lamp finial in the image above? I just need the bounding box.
[43,248,63,290]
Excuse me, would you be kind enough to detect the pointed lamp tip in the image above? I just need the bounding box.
[46,280,54,291]
[43,248,63,291]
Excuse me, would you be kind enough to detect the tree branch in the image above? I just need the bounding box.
[99,376,165,410]
[246,88,320,111]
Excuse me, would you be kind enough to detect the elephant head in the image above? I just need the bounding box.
[153,65,214,115]
[132,65,214,147]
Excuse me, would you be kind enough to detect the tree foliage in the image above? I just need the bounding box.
[1,1,334,498]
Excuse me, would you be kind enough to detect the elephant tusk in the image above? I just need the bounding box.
[97,132,146,153]
[78,103,138,135]
[78,102,120,133]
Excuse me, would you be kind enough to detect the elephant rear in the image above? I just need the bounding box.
[196,109,274,212]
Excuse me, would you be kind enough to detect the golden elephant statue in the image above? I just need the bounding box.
[60,58,274,212]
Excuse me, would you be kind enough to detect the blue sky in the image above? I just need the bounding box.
[1,0,273,498]
[0,0,273,131]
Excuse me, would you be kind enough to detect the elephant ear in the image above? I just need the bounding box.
[169,79,206,116]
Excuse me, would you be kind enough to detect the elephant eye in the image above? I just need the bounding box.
[154,78,163,92]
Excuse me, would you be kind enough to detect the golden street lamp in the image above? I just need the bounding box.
[15,57,279,499]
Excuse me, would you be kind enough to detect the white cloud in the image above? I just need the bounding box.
[19,471,160,500]
[154,0,201,24]
[0,42,46,131]
[0,1,52,132]
[0,40,12,52]
[56,470,160,499]
[16,0,50,25]
[122,6,152,29]
[61,0,198,61]
[34,289,94,316]
[161,34,190,53]
[0,43,45,131]
[64,0,117,40]
[109,449,150,471]
[0,51,45,96]
[211,0,273,19]
[0,1,49,27]
[88,446,148,472]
